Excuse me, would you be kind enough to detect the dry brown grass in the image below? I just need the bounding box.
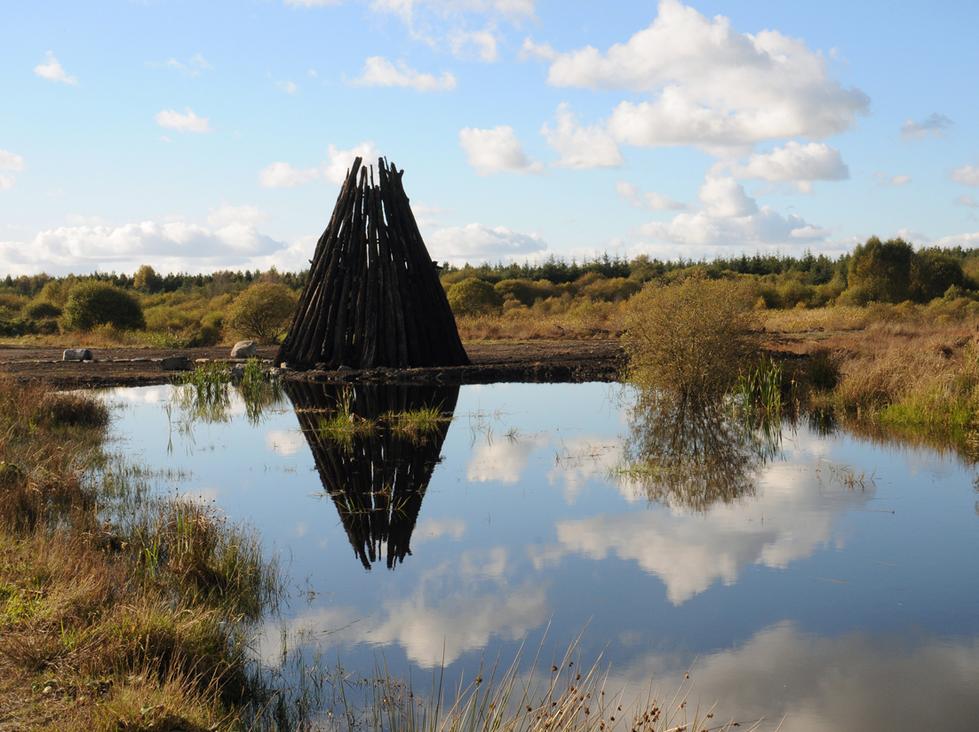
[0,377,273,730]
[768,313,979,453]
[456,298,627,340]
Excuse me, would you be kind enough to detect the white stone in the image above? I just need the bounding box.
[63,348,92,362]
[230,340,258,359]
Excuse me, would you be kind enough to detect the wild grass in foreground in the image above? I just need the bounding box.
[255,637,757,732]
[0,377,280,730]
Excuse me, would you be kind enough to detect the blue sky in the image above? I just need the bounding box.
[1,0,978,274]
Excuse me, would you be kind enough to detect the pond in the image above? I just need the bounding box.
[102,381,979,730]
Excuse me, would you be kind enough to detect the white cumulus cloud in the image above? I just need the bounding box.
[951,165,979,187]
[352,56,456,91]
[323,142,381,185]
[0,212,290,275]
[428,223,546,264]
[258,142,381,189]
[520,37,558,61]
[541,103,622,169]
[34,51,77,85]
[539,0,868,149]
[641,174,828,250]
[450,28,498,61]
[155,108,212,133]
[730,141,849,192]
[616,181,685,211]
[459,126,541,175]
[259,162,320,188]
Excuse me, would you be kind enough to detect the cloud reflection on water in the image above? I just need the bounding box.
[607,622,979,731]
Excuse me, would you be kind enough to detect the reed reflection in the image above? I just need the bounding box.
[620,390,782,511]
[285,382,459,570]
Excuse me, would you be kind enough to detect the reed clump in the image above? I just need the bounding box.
[0,377,279,729]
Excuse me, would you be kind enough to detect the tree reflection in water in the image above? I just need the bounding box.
[620,389,783,511]
[285,382,459,570]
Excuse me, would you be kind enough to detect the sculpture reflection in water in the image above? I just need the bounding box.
[620,389,783,511]
[285,382,459,570]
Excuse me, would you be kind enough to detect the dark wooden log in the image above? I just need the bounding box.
[278,157,468,369]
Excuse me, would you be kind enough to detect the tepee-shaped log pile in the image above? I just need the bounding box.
[277,157,469,369]
[285,381,459,570]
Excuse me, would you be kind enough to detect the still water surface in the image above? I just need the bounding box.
[104,382,979,730]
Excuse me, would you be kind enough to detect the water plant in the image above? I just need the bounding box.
[734,355,784,420]
[385,405,451,441]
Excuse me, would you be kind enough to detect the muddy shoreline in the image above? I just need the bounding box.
[0,339,624,388]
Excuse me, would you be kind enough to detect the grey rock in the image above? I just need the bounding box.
[63,348,92,362]
[161,356,192,371]
[231,340,258,359]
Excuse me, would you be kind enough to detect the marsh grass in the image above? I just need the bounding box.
[175,361,233,423]
[314,388,378,448]
[249,634,755,732]
[125,498,280,619]
[310,389,452,448]
[173,358,283,426]
[384,405,451,441]
[810,328,979,456]
[734,356,785,420]
[0,377,282,729]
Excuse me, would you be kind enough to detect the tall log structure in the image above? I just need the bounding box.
[277,157,469,369]
[285,382,459,570]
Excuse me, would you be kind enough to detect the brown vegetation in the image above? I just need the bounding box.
[0,378,276,730]
[623,277,759,399]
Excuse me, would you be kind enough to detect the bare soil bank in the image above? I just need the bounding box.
[0,339,625,388]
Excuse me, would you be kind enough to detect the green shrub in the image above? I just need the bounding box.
[0,293,28,318]
[623,277,759,399]
[0,317,32,337]
[493,278,557,306]
[447,278,502,316]
[775,278,814,308]
[62,282,146,331]
[134,264,164,293]
[145,306,197,333]
[581,276,641,302]
[23,301,62,320]
[847,237,914,303]
[37,277,78,307]
[226,282,296,344]
[910,249,965,302]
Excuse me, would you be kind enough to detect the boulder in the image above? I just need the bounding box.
[161,356,192,371]
[231,340,257,359]
[63,348,92,362]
